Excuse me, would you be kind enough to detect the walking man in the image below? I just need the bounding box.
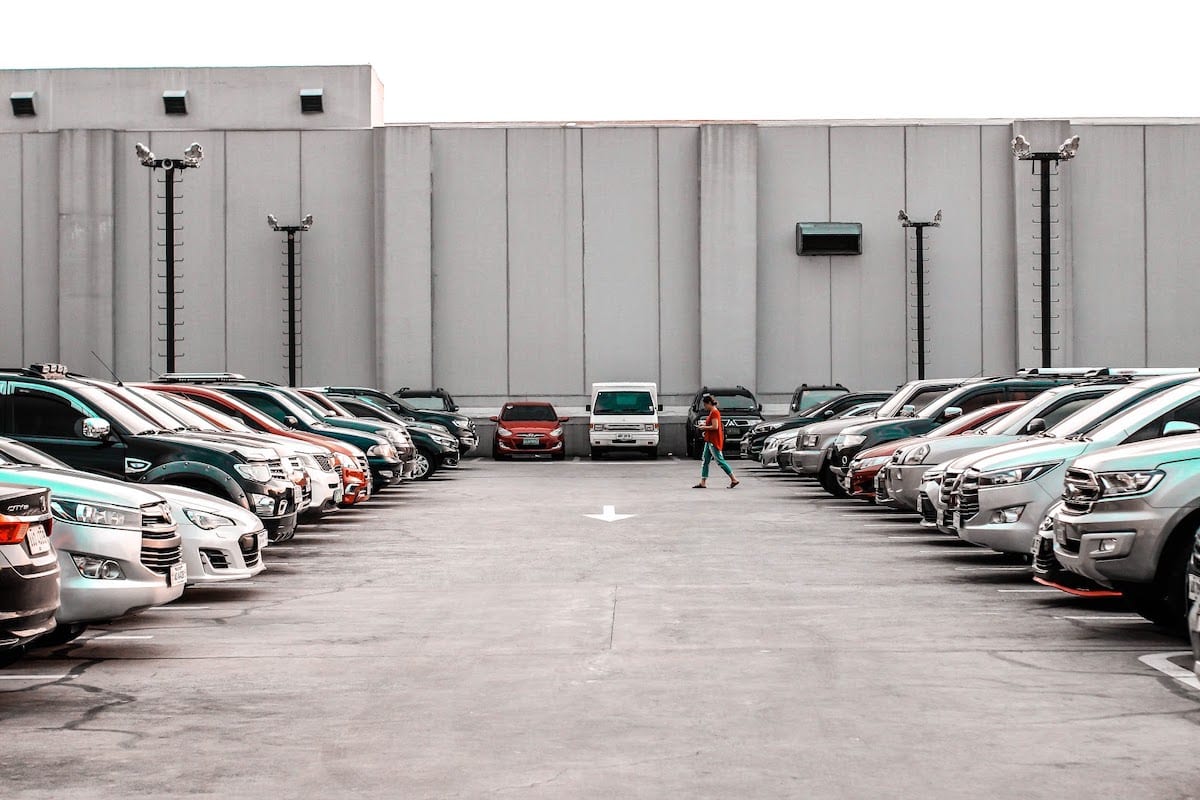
[693,393,739,489]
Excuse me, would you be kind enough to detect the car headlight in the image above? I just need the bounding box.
[183,507,237,530]
[855,456,891,469]
[643,423,658,432]
[335,452,356,470]
[234,462,273,483]
[591,423,606,432]
[922,468,945,483]
[838,434,867,448]
[51,499,140,529]
[904,444,931,465]
[434,436,458,448]
[497,427,513,437]
[384,430,405,447]
[758,422,783,435]
[453,419,470,429]
[1096,470,1165,497]
[801,434,820,448]
[551,427,564,438]
[367,444,397,460]
[977,461,1063,487]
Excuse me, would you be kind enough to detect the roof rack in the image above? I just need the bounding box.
[154,372,279,387]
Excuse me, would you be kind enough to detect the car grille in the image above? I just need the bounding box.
[201,548,229,569]
[334,463,344,479]
[875,472,890,501]
[606,424,642,431]
[268,458,286,480]
[1062,468,1100,515]
[958,470,981,518]
[140,501,181,575]
[239,534,261,568]
[940,470,963,509]
[313,453,334,472]
[918,492,937,524]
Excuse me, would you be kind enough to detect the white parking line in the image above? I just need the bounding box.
[956,566,1029,572]
[997,588,1059,593]
[1138,652,1200,691]
[146,606,212,611]
[197,582,258,587]
[863,523,917,528]
[1058,615,1151,623]
[91,634,155,640]
[0,674,76,681]
[887,535,938,540]
[294,533,343,538]
[916,549,989,555]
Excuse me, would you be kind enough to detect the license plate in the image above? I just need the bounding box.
[258,531,268,550]
[941,510,953,527]
[1032,533,1049,559]
[1189,573,1200,603]
[615,436,634,443]
[522,437,540,446]
[1054,519,1066,546]
[952,511,962,530]
[169,562,187,586]
[25,523,50,555]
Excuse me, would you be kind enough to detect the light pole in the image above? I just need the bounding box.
[898,208,942,380]
[135,142,203,373]
[267,214,314,387]
[1011,133,1080,369]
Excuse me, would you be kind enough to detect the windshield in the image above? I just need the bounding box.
[100,386,191,431]
[63,382,163,434]
[836,402,881,418]
[338,398,406,425]
[983,388,1107,436]
[594,390,655,416]
[501,404,558,422]
[403,395,447,411]
[131,388,222,432]
[795,388,847,412]
[169,394,256,433]
[278,390,338,425]
[875,383,952,418]
[927,405,1013,437]
[710,393,758,412]
[0,439,67,469]
[1046,381,1186,438]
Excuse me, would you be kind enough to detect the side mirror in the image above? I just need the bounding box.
[283,415,299,427]
[489,415,499,422]
[942,406,963,421]
[757,404,763,412]
[585,404,592,412]
[1164,420,1200,437]
[450,404,459,412]
[900,404,917,417]
[79,417,111,440]
[1026,418,1047,435]
[657,404,664,412]
[559,416,570,423]
[823,409,834,417]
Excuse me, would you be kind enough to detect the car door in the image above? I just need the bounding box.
[1123,395,1200,445]
[3,382,128,479]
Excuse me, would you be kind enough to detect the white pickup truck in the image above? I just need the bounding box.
[587,382,661,459]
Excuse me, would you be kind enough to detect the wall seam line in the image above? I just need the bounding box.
[979,125,984,373]
[504,129,511,396]
[580,130,587,396]
[1142,125,1149,367]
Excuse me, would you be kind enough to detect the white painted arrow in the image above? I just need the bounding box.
[584,505,635,522]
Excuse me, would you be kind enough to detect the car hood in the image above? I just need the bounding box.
[150,484,262,528]
[798,418,874,437]
[498,420,559,432]
[1070,432,1200,474]
[908,434,1027,467]
[148,431,273,460]
[954,438,1089,473]
[0,464,164,508]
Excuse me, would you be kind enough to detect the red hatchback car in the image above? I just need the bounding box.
[492,402,568,460]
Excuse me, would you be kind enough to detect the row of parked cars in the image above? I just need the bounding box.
[0,365,479,666]
[740,368,1200,678]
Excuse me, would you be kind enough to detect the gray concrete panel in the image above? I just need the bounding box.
[1011,120,1075,368]
[756,126,831,392]
[829,126,907,389]
[112,130,152,379]
[224,131,300,383]
[1145,125,1200,365]
[657,127,701,396]
[699,125,757,389]
[149,131,228,373]
[432,128,508,395]
[582,128,660,386]
[1070,125,1146,367]
[57,129,114,372]
[300,131,375,386]
[980,126,1017,375]
[374,126,433,392]
[506,128,584,396]
[905,125,983,379]
[0,135,22,363]
[20,133,59,365]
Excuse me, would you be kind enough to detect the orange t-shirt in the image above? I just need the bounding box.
[705,408,724,449]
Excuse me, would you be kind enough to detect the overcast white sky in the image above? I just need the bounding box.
[5,0,1195,123]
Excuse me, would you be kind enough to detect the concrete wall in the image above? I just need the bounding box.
[4,67,1200,406]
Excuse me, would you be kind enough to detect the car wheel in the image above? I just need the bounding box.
[819,462,847,498]
[645,447,658,460]
[590,447,603,460]
[492,442,507,461]
[1124,534,1192,629]
[412,450,436,480]
[33,622,88,648]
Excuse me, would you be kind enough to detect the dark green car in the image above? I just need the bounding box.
[315,386,478,455]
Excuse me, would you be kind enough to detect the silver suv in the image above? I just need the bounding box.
[941,375,1200,555]
[1048,431,1200,626]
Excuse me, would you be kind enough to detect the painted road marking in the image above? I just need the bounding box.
[197,581,259,587]
[1139,652,1200,691]
[294,533,343,538]
[997,588,1060,593]
[956,566,1029,572]
[917,549,991,555]
[0,674,76,681]
[91,634,155,640]
[1058,615,1151,623]
[146,605,212,611]
[864,523,917,528]
[888,535,939,540]
[585,505,636,523]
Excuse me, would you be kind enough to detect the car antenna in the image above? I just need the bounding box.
[147,363,161,379]
[91,350,123,386]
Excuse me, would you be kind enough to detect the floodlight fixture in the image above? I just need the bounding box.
[932,209,943,226]
[1058,134,1080,160]
[135,142,155,166]
[1011,135,1032,159]
[897,209,910,225]
[9,91,35,117]
[182,142,203,166]
[267,214,279,229]
[301,214,314,230]
[299,88,324,113]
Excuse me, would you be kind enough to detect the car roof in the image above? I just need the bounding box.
[502,401,555,407]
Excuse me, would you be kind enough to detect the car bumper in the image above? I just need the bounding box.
[56,548,184,624]
[0,560,60,644]
[262,511,298,542]
[183,526,268,585]
[1188,586,1200,679]
[1050,505,1169,587]
[957,483,1056,554]
[497,438,565,456]
[880,464,926,511]
[592,433,659,448]
[792,449,825,476]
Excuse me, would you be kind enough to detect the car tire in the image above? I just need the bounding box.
[1124,533,1193,629]
[590,447,603,460]
[818,461,847,498]
[552,448,566,461]
[412,449,437,480]
[33,622,88,648]
[492,442,507,461]
[645,447,658,460]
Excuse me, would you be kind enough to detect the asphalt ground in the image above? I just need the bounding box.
[2,457,1198,799]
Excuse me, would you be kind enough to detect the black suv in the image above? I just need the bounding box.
[740,390,893,460]
[788,384,849,415]
[0,483,58,666]
[685,386,764,458]
[0,365,299,540]
[396,387,459,413]
[321,386,478,455]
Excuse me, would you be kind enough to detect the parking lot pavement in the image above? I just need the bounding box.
[3,459,1198,799]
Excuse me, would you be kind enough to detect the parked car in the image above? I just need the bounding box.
[140,383,371,508]
[1188,537,1200,676]
[319,386,478,455]
[588,382,661,459]
[882,379,1127,513]
[298,390,420,479]
[0,453,184,643]
[322,394,460,479]
[945,375,1200,556]
[491,402,568,460]
[846,402,1023,501]
[789,378,965,493]
[0,484,59,666]
[765,400,886,468]
[395,387,460,413]
[788,384,849,415]
[0,365,299,541]
[742,390,892,461]
[684,386,763,458]
[1048,432,1200,627]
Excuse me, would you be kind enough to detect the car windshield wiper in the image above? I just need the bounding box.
[137,428,161,435]
[1064,432,1090,441]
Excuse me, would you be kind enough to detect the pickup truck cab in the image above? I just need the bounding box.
[588,382,661,459]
